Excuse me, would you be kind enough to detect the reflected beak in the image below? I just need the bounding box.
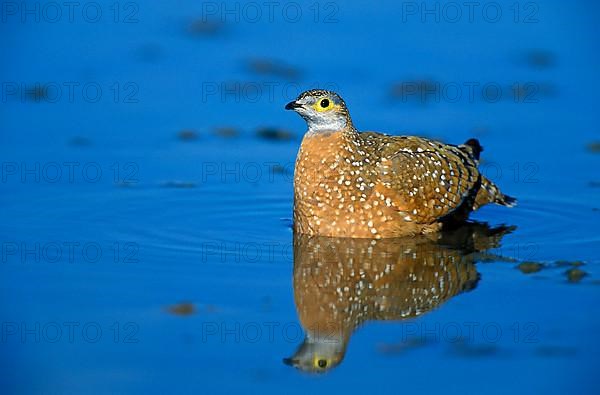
[282,357,298,366]
[285,101,302,110]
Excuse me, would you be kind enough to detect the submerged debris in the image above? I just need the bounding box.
[246,59,300,80]
[25,84,51,101]
[523,50,556,69]
[565,268,588,283]
[554,260,585,268]
[534,346,577,357]
[271,164,291,175]
[161,181,197,189]
[213,127,240,138]
[68,136,92,147]
[449,341,498,358]
[377,337,429,355]
[517,262,544,274]
[586,142,600,153]
[256,127,294,141]
[177,129,199,141]
[166,302,197,316]
[188,19,225,36]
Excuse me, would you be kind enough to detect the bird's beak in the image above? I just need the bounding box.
[285,101,302,110]
[282,357,298,366]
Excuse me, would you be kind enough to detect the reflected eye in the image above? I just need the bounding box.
[320,99,330,108]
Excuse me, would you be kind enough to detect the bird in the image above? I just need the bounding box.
[286,89,516,239]
[283,223,515,373]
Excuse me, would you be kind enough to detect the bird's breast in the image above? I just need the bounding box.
[293,132,412,238]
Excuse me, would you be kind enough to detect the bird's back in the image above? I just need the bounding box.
[293,129,514,238]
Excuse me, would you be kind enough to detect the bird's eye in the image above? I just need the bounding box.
[320,99,330,108]
[318,359,327,368]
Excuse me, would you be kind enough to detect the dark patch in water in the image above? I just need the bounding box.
[166,302,197,316]
[449,340,499,358]
[177,129,200,141]
[187,19,225,36]
[565,268,588,283]
[68,136,92,147]
[115,181,136,188]
[24,84,51,102]
[555,260,585,268]
[522,50,556,69]
[134,43,163,62]
[246,59,301,80]
[161,181,197,189]
[377,337,430,355]
[213,127,240,138]
[534,346,577,357]
[517,262,545,274]
[586,142,600,153]
[271,164,291,175]
[256,127,295,141]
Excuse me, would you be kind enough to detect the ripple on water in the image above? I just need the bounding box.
[482,195,600,263]
[14,184,597,267]
[107,184,293,260]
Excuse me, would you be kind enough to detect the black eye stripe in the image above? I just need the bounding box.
[320,99,330,108]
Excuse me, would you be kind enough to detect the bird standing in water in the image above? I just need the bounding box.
[286,89,515,239]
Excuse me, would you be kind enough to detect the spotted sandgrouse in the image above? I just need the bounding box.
[286,89,515,239]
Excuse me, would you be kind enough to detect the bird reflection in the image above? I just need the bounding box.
[284,222,514,373]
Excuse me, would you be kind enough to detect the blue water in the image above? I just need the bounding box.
[1,0,599,393]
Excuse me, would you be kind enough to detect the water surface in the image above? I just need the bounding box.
[1,1,599,393]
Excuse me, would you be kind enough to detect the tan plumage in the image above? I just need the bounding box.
[287,89,515,239]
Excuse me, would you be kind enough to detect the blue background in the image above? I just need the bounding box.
[1,1,599,393]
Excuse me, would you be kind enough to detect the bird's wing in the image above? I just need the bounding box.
[372,135,480,223]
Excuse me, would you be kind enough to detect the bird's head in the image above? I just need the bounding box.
[283,335,346,374]
[285,89,352,133]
